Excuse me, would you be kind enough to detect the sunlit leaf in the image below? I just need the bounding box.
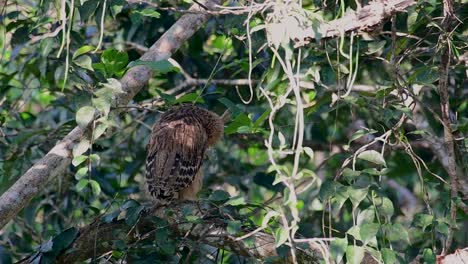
[346,245,365,264]
[274,227,289,247]
[73,139,91,157]
[75,167,88,180]
[360,223,379,245]
[76,106,95,129]
[89,180,101,196]
[76,179,89,192]
[357,150,386,167]
[72,155,88,167]
[382,248,397,264]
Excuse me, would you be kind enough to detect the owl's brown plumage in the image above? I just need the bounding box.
[145,104,229,205]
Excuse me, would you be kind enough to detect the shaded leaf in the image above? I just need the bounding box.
[357,150,386,167]
[346,245,365,264]
[330,237,347,264]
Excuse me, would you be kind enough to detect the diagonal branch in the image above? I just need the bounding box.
[0,0,220,230]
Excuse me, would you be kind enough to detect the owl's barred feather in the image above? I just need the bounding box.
[145,105,230,205]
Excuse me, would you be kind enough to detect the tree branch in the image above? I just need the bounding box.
[0,0,220,230]
[438,0,459,254]
[292,0,416,47]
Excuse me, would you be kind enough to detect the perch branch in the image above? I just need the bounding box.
[20,202,319,263]
[0,0,220,230]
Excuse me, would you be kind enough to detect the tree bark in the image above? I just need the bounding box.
[291,0,416,47]
[0,0,220,230]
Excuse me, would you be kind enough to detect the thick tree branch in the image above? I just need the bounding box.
[292,0,416,47]
[438,0,459,254]
[0,0,220,230]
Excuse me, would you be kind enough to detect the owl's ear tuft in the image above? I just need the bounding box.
[221,109,231,124]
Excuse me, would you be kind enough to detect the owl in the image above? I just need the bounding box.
[145,104,230,205]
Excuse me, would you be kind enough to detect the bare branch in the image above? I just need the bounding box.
[0,0,220,230]
[292,0,416,47]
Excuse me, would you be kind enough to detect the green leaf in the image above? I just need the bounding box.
[366,41,386,55]
[136,9,160,18]
[342,168,361,179]
[348,129,377,144]
[381,248,397,264]
[39,239,54,252]
[128,60,178,74]
[102,210,120,223]
[225,196,246,206]
[360,223,379,245]
[92,97,111,117]
[159,240,176,255]
[72,139,90,157]
[89,154,101,165]
[357,150,386,167]
[109,0,125,16]
[346,226,361,240]
[218,97,242,117]
[175,92,205,104]
[89,180,101,196]
[435,221,449,236]
[96,78,124,98]
[380,197,394,220]
[346,245,365,264]
[348,186,368,210]
[93,122,109,141]
[75,167,88,180]
[208,190,230,204]
[76,179,89,192]
[52,227,79,252]
[74,55,94,71]
[386,223,410,244]
[101,49,128,77]
[422,248,436,264]
[357,207,375,225]
[227,220,241,235]
[225,113,252,135]
[72,155,88,167]
[125,205,144,226]
[330,237,347,264]
[76,106,95,129]
[274,227,289,247]
[158,91,176,105]
[78,0,99,21]
[278,131,286,148]
[121,199,140,210]
[319,181,336,201]
[414,214,434,231]
[253,109,271,127]
[302,147,314,160]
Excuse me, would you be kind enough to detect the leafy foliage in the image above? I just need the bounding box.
[0,0,466,263]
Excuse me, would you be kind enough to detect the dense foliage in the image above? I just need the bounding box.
[0,0,466,263]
